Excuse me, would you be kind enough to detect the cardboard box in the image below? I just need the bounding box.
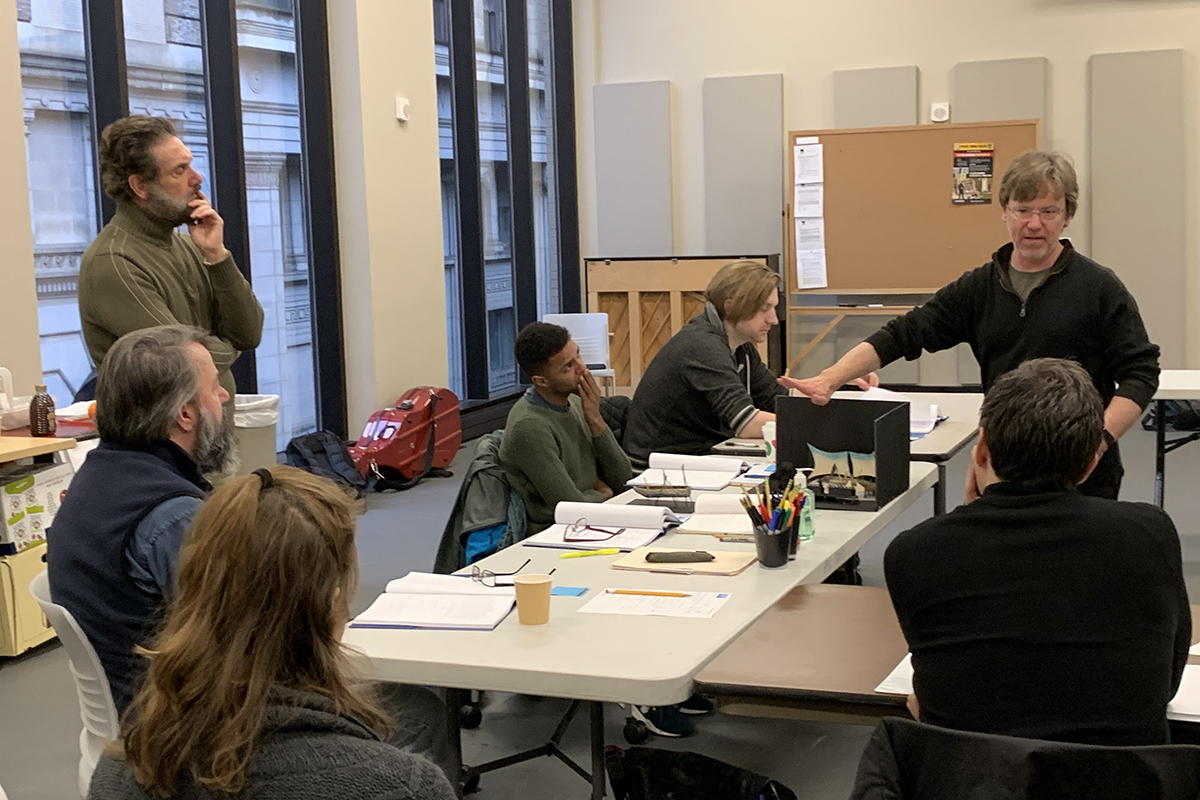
[776,396,911,512]
[1,461,74,555]
[0,549,55,656]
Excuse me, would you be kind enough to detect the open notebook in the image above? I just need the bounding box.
[522,501,681,551]
[628,453,749,491]
[350,572,515,631]
[676,493,755,536]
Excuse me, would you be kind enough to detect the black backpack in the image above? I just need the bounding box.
[285,431,371,496]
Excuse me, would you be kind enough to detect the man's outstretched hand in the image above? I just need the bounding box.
[777,372,879,405]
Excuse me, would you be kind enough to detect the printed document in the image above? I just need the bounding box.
[578,590,732,619]
[874,653,914,696]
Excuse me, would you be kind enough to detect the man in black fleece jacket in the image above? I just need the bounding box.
[782,151,1159,499]
[885,358,1189,746]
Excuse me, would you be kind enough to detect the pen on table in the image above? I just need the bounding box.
[606,589,690,598]
[560,548,620,559]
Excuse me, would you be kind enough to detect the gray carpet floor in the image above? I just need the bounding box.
[3,425,1199,799]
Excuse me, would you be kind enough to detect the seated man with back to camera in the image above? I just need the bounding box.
[885,358,1190,746]
[499,321,633,534]
[47,325,452,778]
[622,259,874,470]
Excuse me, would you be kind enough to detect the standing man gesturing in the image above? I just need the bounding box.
[79,115,263,412]
[782,152,1159,499]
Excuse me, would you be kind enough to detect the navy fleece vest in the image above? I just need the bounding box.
[46,442,206,713]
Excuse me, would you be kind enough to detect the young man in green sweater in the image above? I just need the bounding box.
[499,322,633,534]
[79,115,264,412]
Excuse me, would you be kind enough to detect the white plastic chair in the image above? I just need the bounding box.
[543,313,616,394]
[28,571,120,798]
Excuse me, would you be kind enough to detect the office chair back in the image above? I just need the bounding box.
[850,716,1200,800]
[28,571,120,798]
[543,313,614,379]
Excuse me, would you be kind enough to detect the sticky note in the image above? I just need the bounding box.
[552,586,588,597]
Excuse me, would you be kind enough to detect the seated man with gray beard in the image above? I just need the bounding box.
[46,326,455,781]
[47,324,239,714]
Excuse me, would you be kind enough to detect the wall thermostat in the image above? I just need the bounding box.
[930,102,950,123]
[396,97,411,123]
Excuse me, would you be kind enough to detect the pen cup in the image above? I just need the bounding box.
[513,574,552,625]
[754,525,790,569]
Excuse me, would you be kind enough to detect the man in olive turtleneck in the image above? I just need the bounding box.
[79,115,263,412]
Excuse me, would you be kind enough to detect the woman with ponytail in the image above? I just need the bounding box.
[87,466,456,800]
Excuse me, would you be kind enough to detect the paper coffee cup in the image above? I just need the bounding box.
[762,421,777,463]
[513,574,552,625]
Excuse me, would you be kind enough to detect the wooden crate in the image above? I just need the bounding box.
[586,256,778,393]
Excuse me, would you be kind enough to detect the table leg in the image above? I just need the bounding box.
[590,701,606,800]
[445,688,465,798]
[933,464,947,516]
[1155,399,1166,508]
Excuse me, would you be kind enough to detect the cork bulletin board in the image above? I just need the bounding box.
[786,119,1042,293]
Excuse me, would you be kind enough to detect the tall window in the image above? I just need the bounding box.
[437,0,579,403]
[527,0,560,318]
[234,0,317,450]
[19,0,345,445]
[19,0,99,401]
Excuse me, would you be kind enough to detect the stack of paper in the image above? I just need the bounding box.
[1169,664,1200,722]
[522,501,681,551]
[628,453,747,491]
[676,493,754,536]
[856,387,942,436]
[350,572,514,631]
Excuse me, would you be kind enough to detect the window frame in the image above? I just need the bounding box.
[73,0,348,435]
[443,0,580,405]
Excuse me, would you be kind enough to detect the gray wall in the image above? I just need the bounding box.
[702,73,784,257]
[1090,49,1190,369]
[593,80,674,256]
[832,66,919,128]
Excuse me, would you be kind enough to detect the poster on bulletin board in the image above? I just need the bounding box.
[952,142,994,205]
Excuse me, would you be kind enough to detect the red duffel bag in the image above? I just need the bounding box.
[349,386,461,490]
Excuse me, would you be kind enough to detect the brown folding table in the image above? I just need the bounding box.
[694,585,1200,734]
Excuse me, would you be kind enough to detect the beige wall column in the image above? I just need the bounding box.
[328,0,448,430]
[0,7,41,393]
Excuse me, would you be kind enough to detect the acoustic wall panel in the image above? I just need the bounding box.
[702,74,784,257]
[833,66,919,128]
[1090,49,1189,368]
[950,57,1048,126]
[593,80,673,257]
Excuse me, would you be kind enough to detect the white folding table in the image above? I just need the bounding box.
[345,462,938,798]
[1151,370,1200,508]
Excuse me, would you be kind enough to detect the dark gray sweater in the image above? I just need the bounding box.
[86,688,457,800]
[623,302,786,468]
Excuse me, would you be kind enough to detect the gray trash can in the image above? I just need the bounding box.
[233,394,280,475]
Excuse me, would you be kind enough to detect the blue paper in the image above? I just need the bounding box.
[551,586,588,597]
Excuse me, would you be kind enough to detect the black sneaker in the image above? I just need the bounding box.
[631,704,693,737]
[678,692,715,716]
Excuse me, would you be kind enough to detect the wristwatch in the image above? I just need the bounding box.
[1102,429,1117,449]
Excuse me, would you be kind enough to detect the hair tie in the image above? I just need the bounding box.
[253,468,274,491]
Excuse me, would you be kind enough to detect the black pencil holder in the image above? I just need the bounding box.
[754,525,790,569]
